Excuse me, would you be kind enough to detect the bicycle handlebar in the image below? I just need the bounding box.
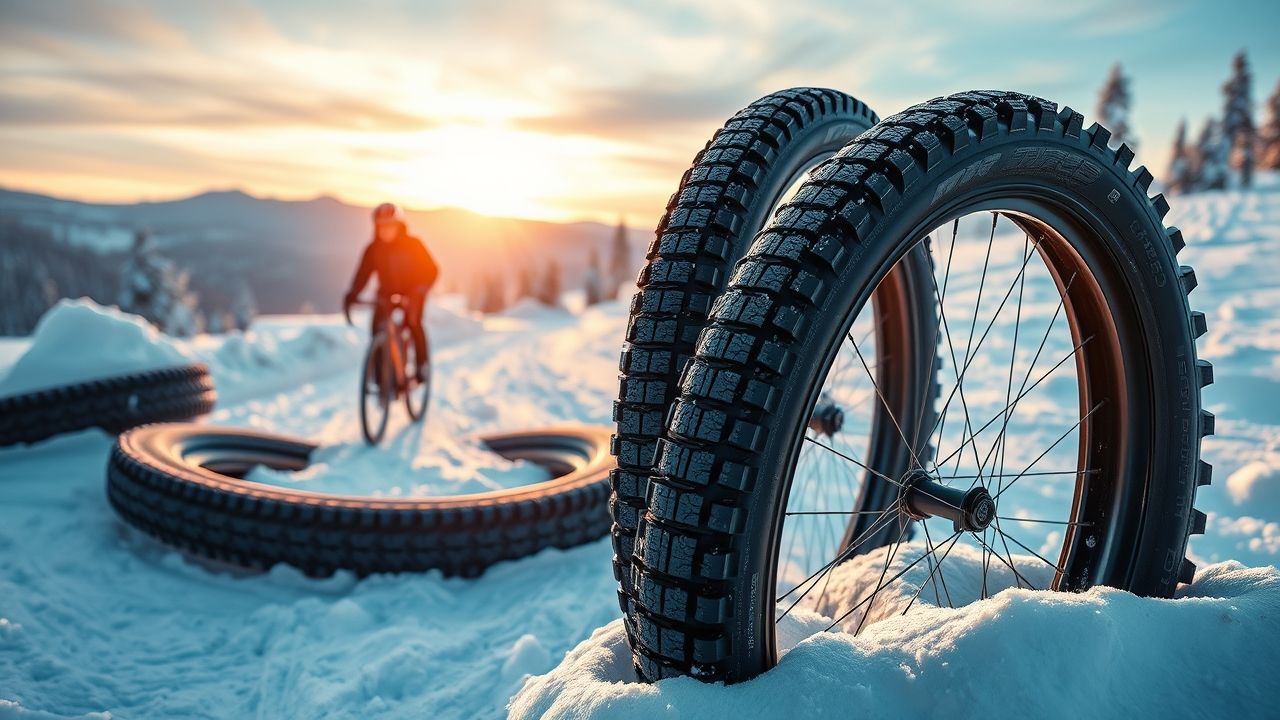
[344,291,427,326]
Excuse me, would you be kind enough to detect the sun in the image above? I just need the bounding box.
[380,125,614,221]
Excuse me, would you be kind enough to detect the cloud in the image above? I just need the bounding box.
[0,72,437,131]
[513,81,758,140]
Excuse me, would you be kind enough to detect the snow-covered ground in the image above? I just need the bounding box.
[2,182,1279,718]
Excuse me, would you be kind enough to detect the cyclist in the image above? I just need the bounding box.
[343,202,439,381]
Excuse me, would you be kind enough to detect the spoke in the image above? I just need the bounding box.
[847,332,924,470]
[968,272,1080,475]
[824,531,963,633]
[997,516,1093,527]
[971,531,1040,590]
[776,506,904,621]
[803,436,897,485]
[919,521,944,607]
[996,527,1068,575]
[993,398,1106,501]
[980,527,991,599]
[786,509,894,516]
[927,219,1046,461]
[901,531,964,615]
[940,469,1099,480]
[991,515,1026,589]
[776,498,903,606]
[933,331,1093,472]
[922,521,954,608]
[804,435,967,513]
[852,520,911,635]
[961,214,999,373]
[992,232,1032,497]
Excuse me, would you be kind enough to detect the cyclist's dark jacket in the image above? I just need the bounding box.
[348,233,439,297]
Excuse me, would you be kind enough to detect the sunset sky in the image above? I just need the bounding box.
[2,0,1277,223]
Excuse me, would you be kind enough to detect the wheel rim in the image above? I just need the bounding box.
[360,342,392,444]
[768,202,1139,649]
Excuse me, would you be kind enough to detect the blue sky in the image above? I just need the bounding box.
[1,0,1277,221]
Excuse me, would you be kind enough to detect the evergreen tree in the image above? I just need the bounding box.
[538,260,562,307]
[1096,63,1136,150]
[232,280,257,331]
[1258,78,1280,171]
[1195,117,1230,191]
[515,263,536,301]
[118,230,194,334]
[1221,50,1256,187]
[583,248,604,307]
[1167,119,1196,194]
[607,217,632,299]
[164,269,203,337]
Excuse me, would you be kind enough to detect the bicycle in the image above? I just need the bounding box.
[345,293,431,445]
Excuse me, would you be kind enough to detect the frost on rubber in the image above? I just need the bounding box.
[0,364,216,447]
[107,424,615,577]
[628,90,1214,683]
[610,88,879,619]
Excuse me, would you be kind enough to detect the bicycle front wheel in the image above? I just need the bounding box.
[359,337,392,445]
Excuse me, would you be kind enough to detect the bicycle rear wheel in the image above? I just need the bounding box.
[359,337,392,445]
[404,330,431,422]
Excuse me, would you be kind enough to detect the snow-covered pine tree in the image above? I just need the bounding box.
[1221,50,1256,187]
[1167,119,1196,194]
[1259,78,1280,171]
[607,217,632,299]
[164,269,203,337]
[232,280,257,330]
[539,260,562,307]
[1096,63,1136,150]
[583,247,604,307]
[1195,117,1230,191]
[118,230,186,332]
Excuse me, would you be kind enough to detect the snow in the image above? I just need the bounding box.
[511,554,1279,720]
[2,181,1280,718]
[0,298,195,397]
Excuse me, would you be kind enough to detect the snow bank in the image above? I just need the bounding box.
[510,548,1280,720]
[198,323,363,404]
[0,298,194,397]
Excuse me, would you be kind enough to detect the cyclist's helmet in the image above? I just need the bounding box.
[372,202,405,225]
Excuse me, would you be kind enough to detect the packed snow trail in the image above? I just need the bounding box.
[0,299,625,719]
[1,183,1280,718]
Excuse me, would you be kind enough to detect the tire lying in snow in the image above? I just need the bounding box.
[106,423,614,577]
[0,364,216,448]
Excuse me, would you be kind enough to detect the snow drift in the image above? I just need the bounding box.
[0,298,195,397]
[510,550,1280,720]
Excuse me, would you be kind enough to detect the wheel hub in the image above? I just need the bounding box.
[900,469,996,533]
[807,396,845,437]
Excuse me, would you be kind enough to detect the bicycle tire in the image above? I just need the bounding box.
[630,90,1213,683]
[107,423,615,577]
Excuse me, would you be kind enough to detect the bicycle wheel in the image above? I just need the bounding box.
[404,329,431,422]
[630,91,1213,684]
[612,87,881,621]
[359,336,392,445]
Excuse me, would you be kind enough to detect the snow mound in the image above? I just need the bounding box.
[0,298,194,397]
[244,433,550,497]
[510,549,1280,720]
